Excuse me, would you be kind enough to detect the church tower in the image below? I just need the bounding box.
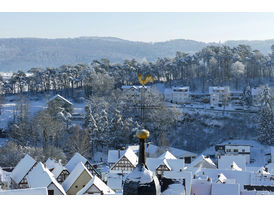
[123,129,161,195]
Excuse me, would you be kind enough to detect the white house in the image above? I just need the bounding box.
[110,148,138,174]
[10,154,37,189]
[121,85,151,102]
[66,152,100,177]
[215,143,251,163]
[26,162,66,195]
[189,155,217,169]
[45,158,70,184]
[217,155,246,171]
[146,151,185,175]
[164,86,190,104]
[209,86,230,107]
[62,162,93,195]
[77,175,115,195]
[128,144,197,164]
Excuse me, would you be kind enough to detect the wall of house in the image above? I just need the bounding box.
[66,171,93,195]
[191,179,212,195]
[83,185,102,195]
[48,183,64,195]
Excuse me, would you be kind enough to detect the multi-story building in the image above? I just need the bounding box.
[209,86,230,107]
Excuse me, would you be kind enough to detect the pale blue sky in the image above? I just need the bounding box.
[0,12,274,42]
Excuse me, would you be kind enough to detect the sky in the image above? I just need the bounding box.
[0,12,274,43]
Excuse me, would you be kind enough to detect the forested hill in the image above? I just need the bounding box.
[0,37,274,72]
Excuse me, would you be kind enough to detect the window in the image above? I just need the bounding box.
[48,190,54,195]
[242,149,245,152]
[234,149,238,152]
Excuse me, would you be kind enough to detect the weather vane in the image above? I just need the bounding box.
[137,74,154,125]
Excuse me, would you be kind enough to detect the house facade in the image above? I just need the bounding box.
[26,162,66,195]
[62,162,93,195]
[215,144,251,163]
[110,148,138,174]
[209,86,230,107]
[164,86,190,104]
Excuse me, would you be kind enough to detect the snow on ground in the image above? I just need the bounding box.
[0,94,86,130]
[0,95,47,129]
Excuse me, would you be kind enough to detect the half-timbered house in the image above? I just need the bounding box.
[110,148,138,174]
[77,175,115,195]
[66,152,100,178]
[189,155,217,169]
[45,158,70,184]
[10,154,37,189]
[26,162,66,195]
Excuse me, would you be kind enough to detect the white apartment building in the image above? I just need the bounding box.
[164,86,190,104]
[209,86,230,107]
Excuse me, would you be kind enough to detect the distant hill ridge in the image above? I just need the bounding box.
[0,37,273,72]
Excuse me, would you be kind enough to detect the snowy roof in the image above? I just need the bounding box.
[0,187,48,195]
[265,163,274,174]
[165,159,185,171]
[171,86,189,92]
[218,155,246,171]
[124,166,154,184]
[194,168,251,188]
[162,183,185,195]
[128,144,197,159]
[26,162,66,195]
[45,158,68,178]
[107,150,126,164]
[62,162,93,192]
[65,152,88,173]
[107,173,123,190]
[11,154,37,184]
[77,175,115,195]
[45,158,57,170]
[111,148,138,169]
[158,151,177,160]
[146,158,184,172]
[256,167,270,176]
[209,86,226,94]
[146,158,171,171]
[190,155,216,169]
[216,173,227,183]
[121,85,150,90]
[231,162,242,171]
[48,94,73,105]
[211,183,240,195]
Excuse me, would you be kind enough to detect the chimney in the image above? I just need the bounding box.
[118,149,121,159]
